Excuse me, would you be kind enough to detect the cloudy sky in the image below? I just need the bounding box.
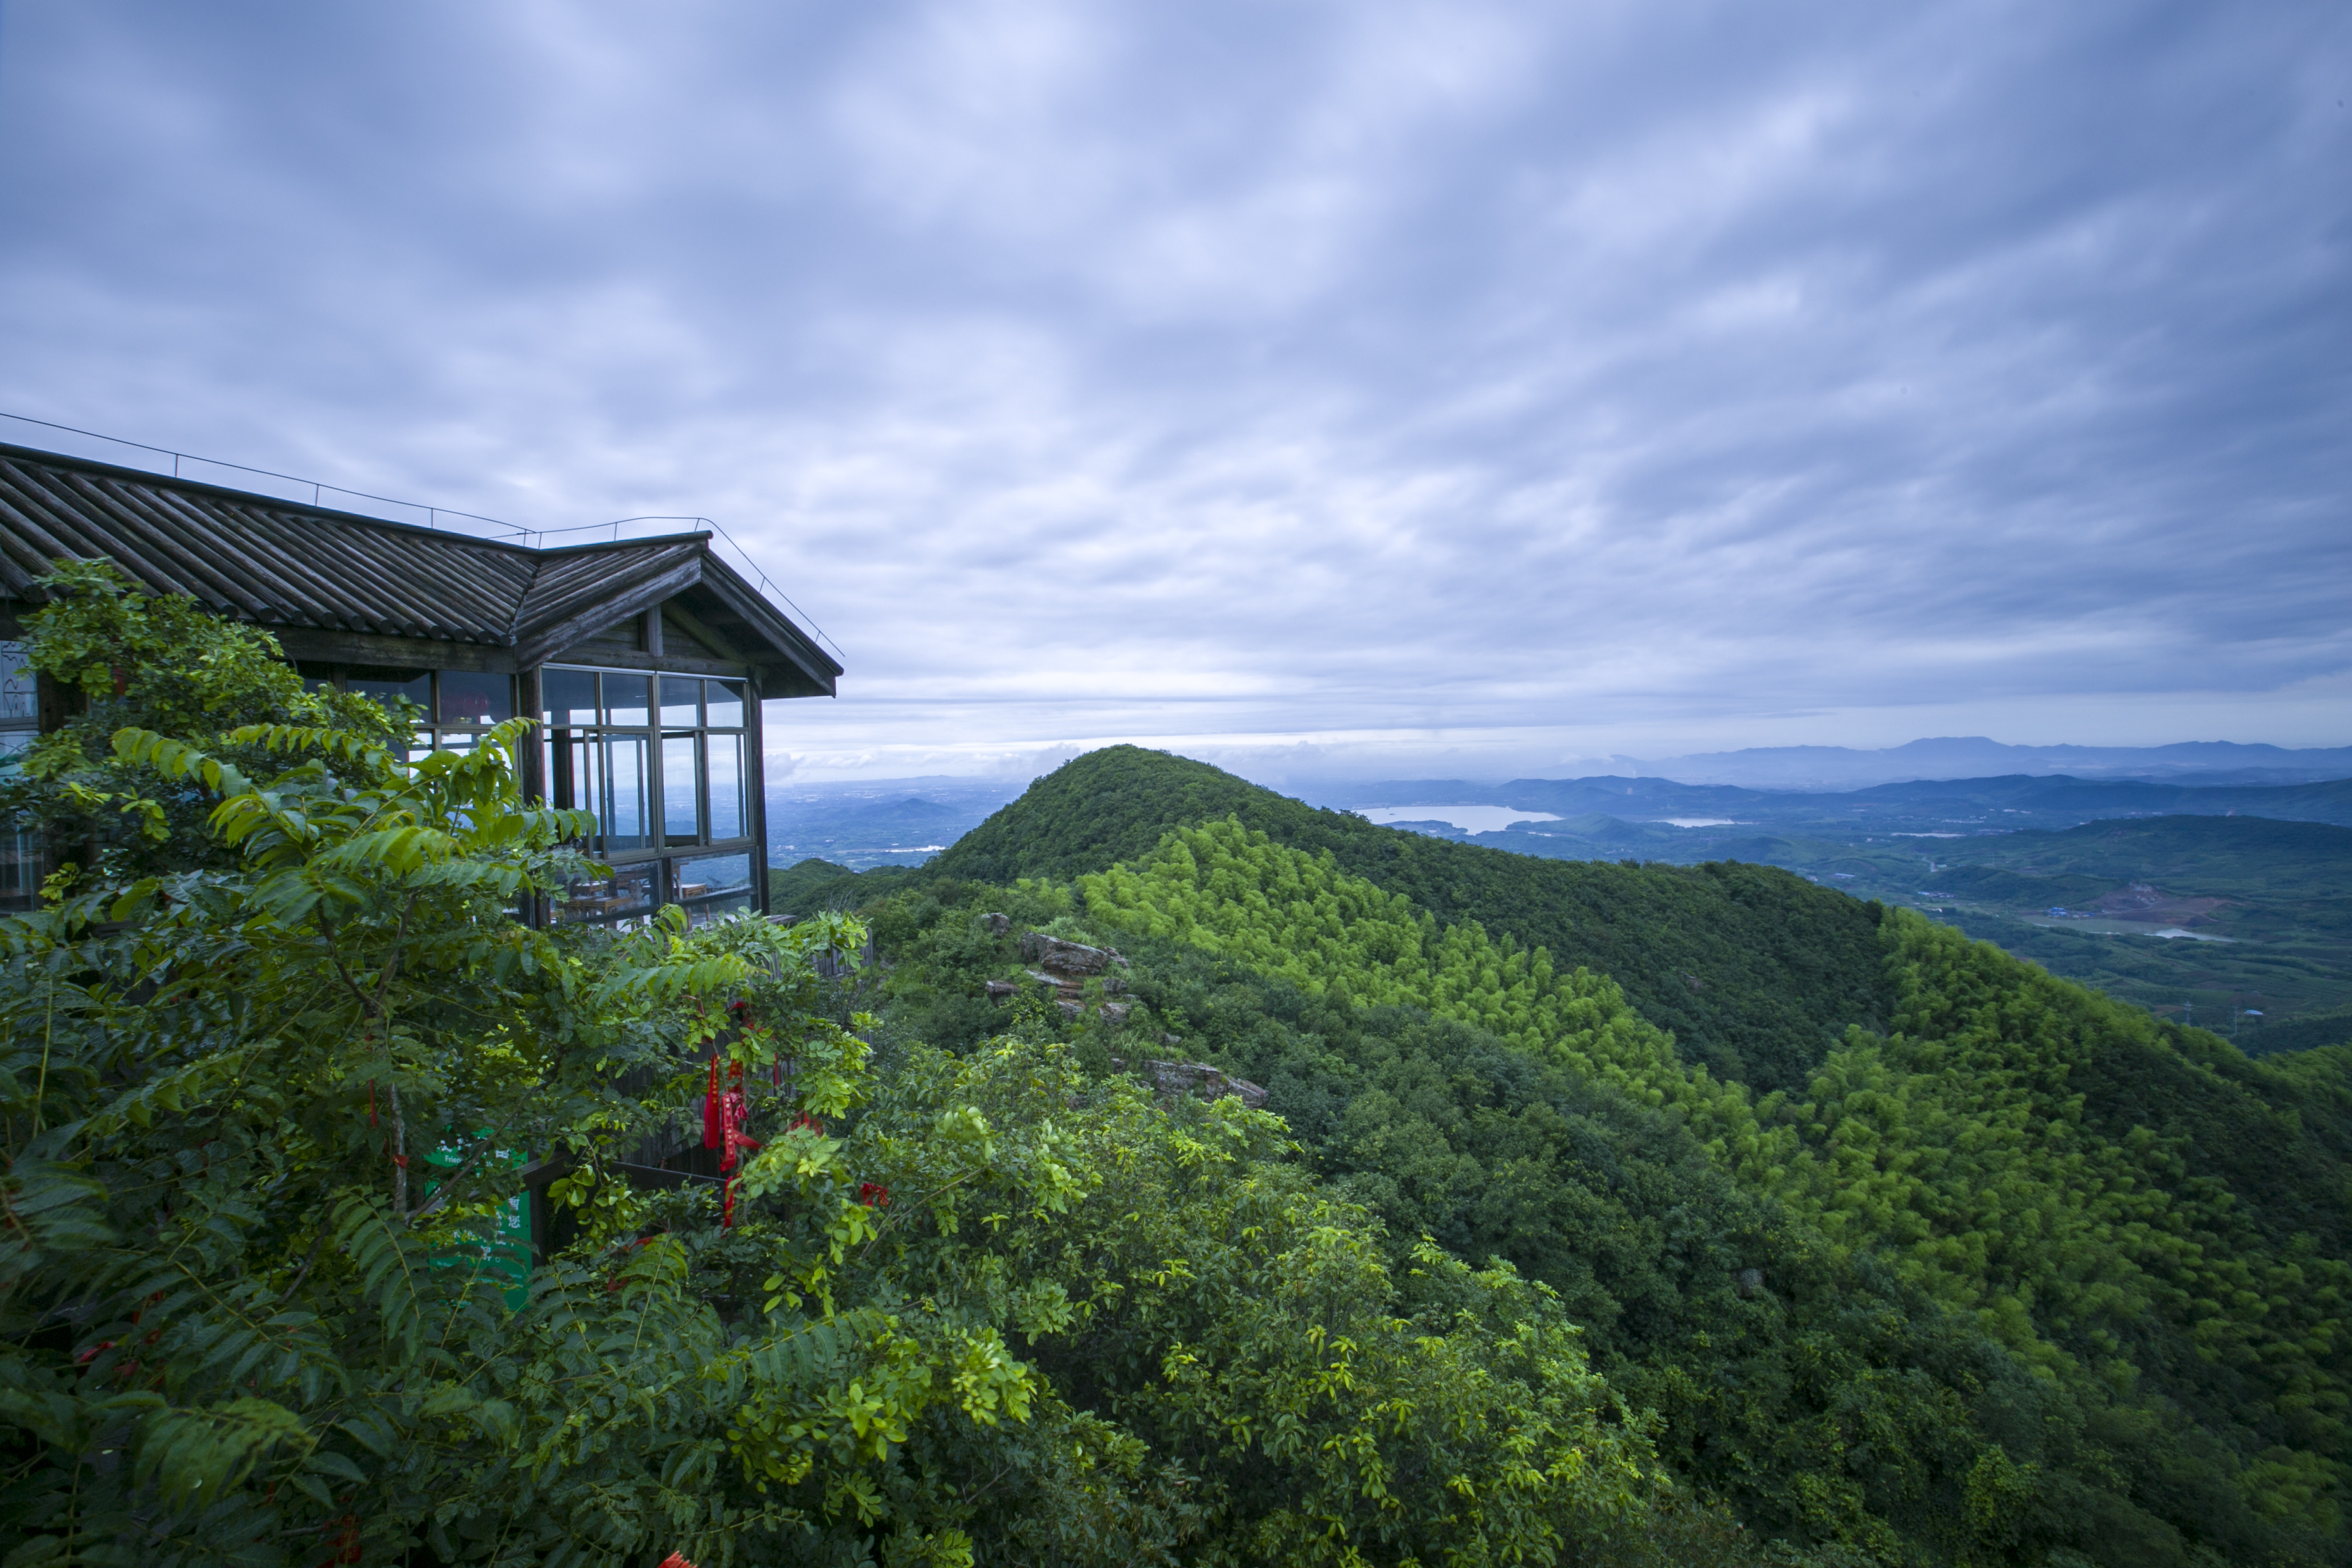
[0,1,2344,783]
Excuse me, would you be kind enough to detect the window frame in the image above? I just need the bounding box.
[539,663,758,927]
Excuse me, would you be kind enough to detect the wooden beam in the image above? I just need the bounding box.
[511,558,703,670]
[273,628,517,673]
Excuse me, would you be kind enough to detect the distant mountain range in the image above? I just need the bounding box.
[1626,736,2352,789]
[1320,771,2352,830]
[770,747,2352,872]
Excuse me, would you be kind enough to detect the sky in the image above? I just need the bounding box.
[0,0,2345,785]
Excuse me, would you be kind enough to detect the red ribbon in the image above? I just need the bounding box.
[718,1087,762,1228]
[701,1052,723,1150]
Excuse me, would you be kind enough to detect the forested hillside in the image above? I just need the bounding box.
[936,747,1898,1095]
[866,747,2352,1565]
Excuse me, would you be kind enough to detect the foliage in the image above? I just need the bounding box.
[883,751,2352,1563]
[0,559,406,884]
[0,582,1746,1566]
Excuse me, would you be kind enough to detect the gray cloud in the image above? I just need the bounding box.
[1,0,2344,780]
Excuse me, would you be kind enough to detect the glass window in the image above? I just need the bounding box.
[543,731,649,851]
[602,735,650,851]
[438,671,512,727]
[0,641,37,912]
[2,642,37,723]
[673,853,754,927]
[541,668,597,727]
[538,661,756,918]
[707,731,745,841]
[660,675,701,727]
[350,669,431,711]
[602,672,650,727]
[663,734,700,845]
[557,861,656,926]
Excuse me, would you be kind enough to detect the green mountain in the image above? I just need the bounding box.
[936,746,1898,1096]
[865,745,2352,1565]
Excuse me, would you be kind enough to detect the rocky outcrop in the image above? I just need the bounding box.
[1018,932,1127,977]
[986,931,1136,1020]
[1112,1057,1268,1110]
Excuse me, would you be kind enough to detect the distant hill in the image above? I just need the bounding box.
[934,745,1896,1093]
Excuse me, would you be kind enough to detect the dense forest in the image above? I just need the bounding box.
[867,748,2352,1564]
[8,579,2352,1565]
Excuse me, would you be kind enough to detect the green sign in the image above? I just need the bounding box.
[423,1134,532,1310]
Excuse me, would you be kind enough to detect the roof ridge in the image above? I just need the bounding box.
[510,549,548,642]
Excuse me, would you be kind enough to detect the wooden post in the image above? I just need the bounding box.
[747,668,770,915]
[516,665,546,928]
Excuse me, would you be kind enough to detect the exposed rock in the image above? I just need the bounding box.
[1101,974,1127,997]
[1100,1002,1132,1025]
[1057,998,1087,1021]
[982,912,1012,936]
[1160,1032,1182,1048]
[984,979,1017,1002]
[1019,932,1127,977]
[1111,1057,1268,1110]
[1735,1268,1765,1299]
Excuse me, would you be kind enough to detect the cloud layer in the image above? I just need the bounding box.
[1,0,2344,779]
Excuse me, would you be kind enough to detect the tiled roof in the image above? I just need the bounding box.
[0,444,840,692]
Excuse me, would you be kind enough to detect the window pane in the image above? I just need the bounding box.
[350,669,431,712]
[541,668,597,727]
[438,671,512,726]
[603,672,651,727]
[0,640,34,722]
[663,735,701,844]
[601,735,649,850]
[557,862,656,926]
[673,853,754,927]
[0,818,40,909]
[706,731,745,841]
[660,675,701,727]
[705,679,744,729]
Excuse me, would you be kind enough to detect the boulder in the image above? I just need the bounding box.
[1100,1002,1132,1025]
[1018,932,1127,977]
[982,912,1012,936]
[984,979,1017,1002]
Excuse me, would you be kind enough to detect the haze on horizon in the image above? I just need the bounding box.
[1,0,2344,785]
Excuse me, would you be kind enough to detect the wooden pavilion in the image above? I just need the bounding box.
[0,441,841,920]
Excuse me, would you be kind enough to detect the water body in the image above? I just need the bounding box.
[1655,817,1738,828]
[2025,916,2239,942]
[1354,805,1563,834]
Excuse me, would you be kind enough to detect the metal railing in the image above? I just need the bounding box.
[0,410,844,660]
